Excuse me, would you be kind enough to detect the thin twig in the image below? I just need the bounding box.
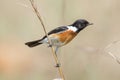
[105,40,120,64]
[29,0,65,79]
[108,52,120,64]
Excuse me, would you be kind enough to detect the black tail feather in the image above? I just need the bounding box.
[25,40,42,47]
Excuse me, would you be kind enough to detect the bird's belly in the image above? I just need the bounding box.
[49,30,77,46]
[48,34,63,47]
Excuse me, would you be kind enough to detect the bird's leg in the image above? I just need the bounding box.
[55,46,61,68]
[55,46,59,55]
[47,40,53,47]
[48,44,52,47]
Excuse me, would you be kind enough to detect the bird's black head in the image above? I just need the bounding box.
[71,19,93,32]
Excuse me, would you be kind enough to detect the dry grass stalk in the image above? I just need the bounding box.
[105,40,120,64]
[29,0,65,79]
[108,52,120,64]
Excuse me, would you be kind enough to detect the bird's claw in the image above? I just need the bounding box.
[48,44,52,47]
[55,63,61,68]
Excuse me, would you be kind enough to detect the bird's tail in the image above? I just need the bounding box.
[25,39,42,47]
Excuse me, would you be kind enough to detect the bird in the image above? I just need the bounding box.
[25,19,93,54]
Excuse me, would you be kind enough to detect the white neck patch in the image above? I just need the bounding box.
[67,26,77,32]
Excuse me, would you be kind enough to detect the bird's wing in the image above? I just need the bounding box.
[41,26,68,40]
[48,26,68,35]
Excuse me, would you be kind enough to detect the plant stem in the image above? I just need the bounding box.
[29,0,65,80]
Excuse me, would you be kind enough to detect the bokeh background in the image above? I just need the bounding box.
[0,0,120,80]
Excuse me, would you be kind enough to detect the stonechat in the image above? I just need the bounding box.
[25,19,93,53]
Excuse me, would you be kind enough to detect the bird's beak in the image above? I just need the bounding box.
[88,23,93,25]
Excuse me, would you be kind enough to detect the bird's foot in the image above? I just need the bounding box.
[55,63,61,68]
[48,44,52,47]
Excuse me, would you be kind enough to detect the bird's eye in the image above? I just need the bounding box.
[78,24,81,27]
[81,23,85,27]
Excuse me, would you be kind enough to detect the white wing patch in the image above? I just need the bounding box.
[67,26,77,32]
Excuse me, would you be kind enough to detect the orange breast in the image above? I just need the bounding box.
[58,30,77,45]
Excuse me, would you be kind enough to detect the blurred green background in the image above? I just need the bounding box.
[0,0,120,80]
